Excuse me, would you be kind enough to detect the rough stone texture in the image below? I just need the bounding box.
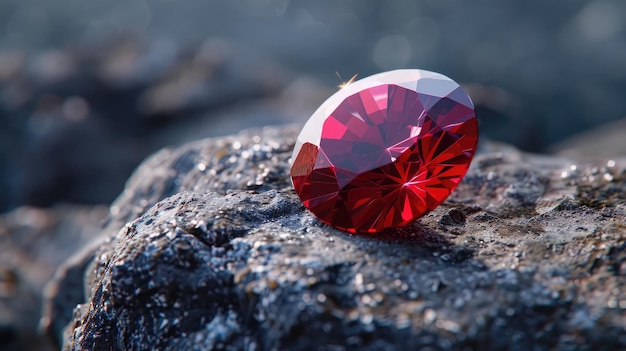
[46,126,626,350]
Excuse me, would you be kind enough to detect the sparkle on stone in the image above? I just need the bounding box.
[291,69,478,234]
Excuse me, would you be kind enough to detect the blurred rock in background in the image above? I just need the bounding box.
[0,204,108,351]
[551,117,626,158]
[0,38,299,212]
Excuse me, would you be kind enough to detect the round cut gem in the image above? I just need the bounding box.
[290,69,478,234]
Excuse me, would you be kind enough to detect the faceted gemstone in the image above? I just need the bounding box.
[290,69,478,234]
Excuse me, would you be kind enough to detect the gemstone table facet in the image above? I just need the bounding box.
[290,69,478,234]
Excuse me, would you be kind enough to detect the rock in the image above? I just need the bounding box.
[46,126,626,350]
[0,204,108,351]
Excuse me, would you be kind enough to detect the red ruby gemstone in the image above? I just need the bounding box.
[290,69,478,234]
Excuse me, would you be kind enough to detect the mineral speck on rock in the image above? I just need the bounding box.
[44,126,626,350]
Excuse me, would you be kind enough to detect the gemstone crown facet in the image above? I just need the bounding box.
[290,69,478,234]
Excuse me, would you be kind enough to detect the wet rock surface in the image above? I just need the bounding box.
[44,126,626,350]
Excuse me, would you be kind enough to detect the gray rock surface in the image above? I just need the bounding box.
[45,126,626,350]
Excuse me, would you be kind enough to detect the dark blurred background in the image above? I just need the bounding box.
[0,0,625,212]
